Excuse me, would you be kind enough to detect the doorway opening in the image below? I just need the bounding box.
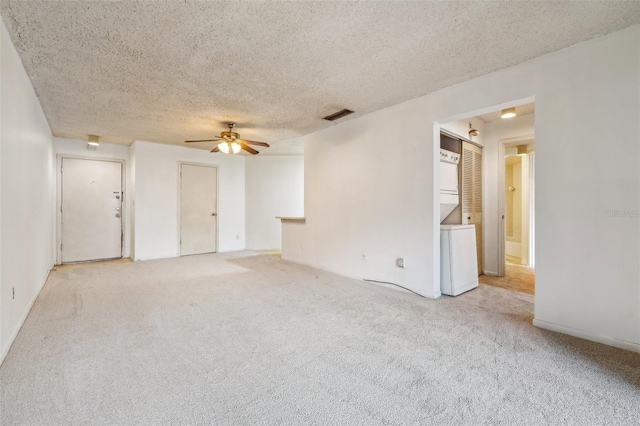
[491,139,536,294]
[437,100,535,297]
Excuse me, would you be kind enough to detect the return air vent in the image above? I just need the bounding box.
[323,109,354,121]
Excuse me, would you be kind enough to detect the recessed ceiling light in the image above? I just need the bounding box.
[501,107,517,119]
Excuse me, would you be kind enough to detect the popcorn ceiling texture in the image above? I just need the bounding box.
[1,1,639,149]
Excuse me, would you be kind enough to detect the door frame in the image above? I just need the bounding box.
[498,136,534,276]
[56,155,126,265]
[177,162,219,256]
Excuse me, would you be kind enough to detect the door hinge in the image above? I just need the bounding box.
[60,243,63,250]
[60,166,63,173]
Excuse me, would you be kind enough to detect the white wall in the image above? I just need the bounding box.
[53,138,133,260]
[283,26,640,352]
[245,156,304,250]
[482,113,535,275]
[132,141,245,260]
[1,20,54,363]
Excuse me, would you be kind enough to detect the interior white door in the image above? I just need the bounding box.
[61,158,123,262]
[180,164,217,255]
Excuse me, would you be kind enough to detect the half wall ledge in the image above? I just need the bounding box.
[276,216,306,223]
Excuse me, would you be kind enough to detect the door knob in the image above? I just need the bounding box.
[115,213,121,218]
[211,213,217,216]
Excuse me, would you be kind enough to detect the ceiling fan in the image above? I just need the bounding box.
[185,123,269,155]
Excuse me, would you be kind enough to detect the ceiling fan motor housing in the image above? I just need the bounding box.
[221,131,240,140]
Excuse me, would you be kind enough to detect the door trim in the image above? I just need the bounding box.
[56,155,126,265]
[177,162,219,256]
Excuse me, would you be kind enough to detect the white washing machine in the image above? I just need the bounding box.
[440,224,479,296]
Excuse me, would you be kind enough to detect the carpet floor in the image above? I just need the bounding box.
[480,264,535,295]
[1,252,639,425]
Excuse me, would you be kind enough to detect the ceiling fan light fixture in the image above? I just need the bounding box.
[501,107,517,119]
[231,142,241,154]
[218,141,230,154]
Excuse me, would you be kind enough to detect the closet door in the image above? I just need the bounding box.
[461,142,483,275]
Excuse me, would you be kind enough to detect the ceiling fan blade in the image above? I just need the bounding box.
[241,139,270,147]
[241,143,259,155]
[185,138,222,143]
[210,146,220,153]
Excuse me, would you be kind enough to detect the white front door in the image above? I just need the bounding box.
[61,158,123,263]
[180,164,217,255]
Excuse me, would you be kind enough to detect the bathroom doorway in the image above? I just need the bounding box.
[495,141,536,294]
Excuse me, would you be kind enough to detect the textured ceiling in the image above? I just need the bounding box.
[1,1,639,154]
[478,103,536,123]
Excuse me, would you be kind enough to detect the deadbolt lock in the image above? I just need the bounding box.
[115,213,121,218]
[211,213,217,216]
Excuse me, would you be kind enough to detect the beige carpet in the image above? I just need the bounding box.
[480,264,535,295]
[1,252,639,425]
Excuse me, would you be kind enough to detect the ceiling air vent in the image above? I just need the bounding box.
[323,109,354,121]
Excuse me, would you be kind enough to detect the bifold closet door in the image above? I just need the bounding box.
[461,142,483,275]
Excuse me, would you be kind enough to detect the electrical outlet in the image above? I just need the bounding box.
[236,234,240,239]
[362,252,367,260]
[396,258,405,268]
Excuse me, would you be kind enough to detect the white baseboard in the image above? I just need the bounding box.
[280,257,440,299]
[364,280,441,299]
[134,254,178,262]
[420,290,442,299]
[483,270,499,276]
[0,266,52,366]
[533,318,640,354]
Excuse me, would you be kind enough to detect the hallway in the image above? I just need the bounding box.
[480,264,535,294]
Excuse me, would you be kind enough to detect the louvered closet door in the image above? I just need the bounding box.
[461,142,483,275]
